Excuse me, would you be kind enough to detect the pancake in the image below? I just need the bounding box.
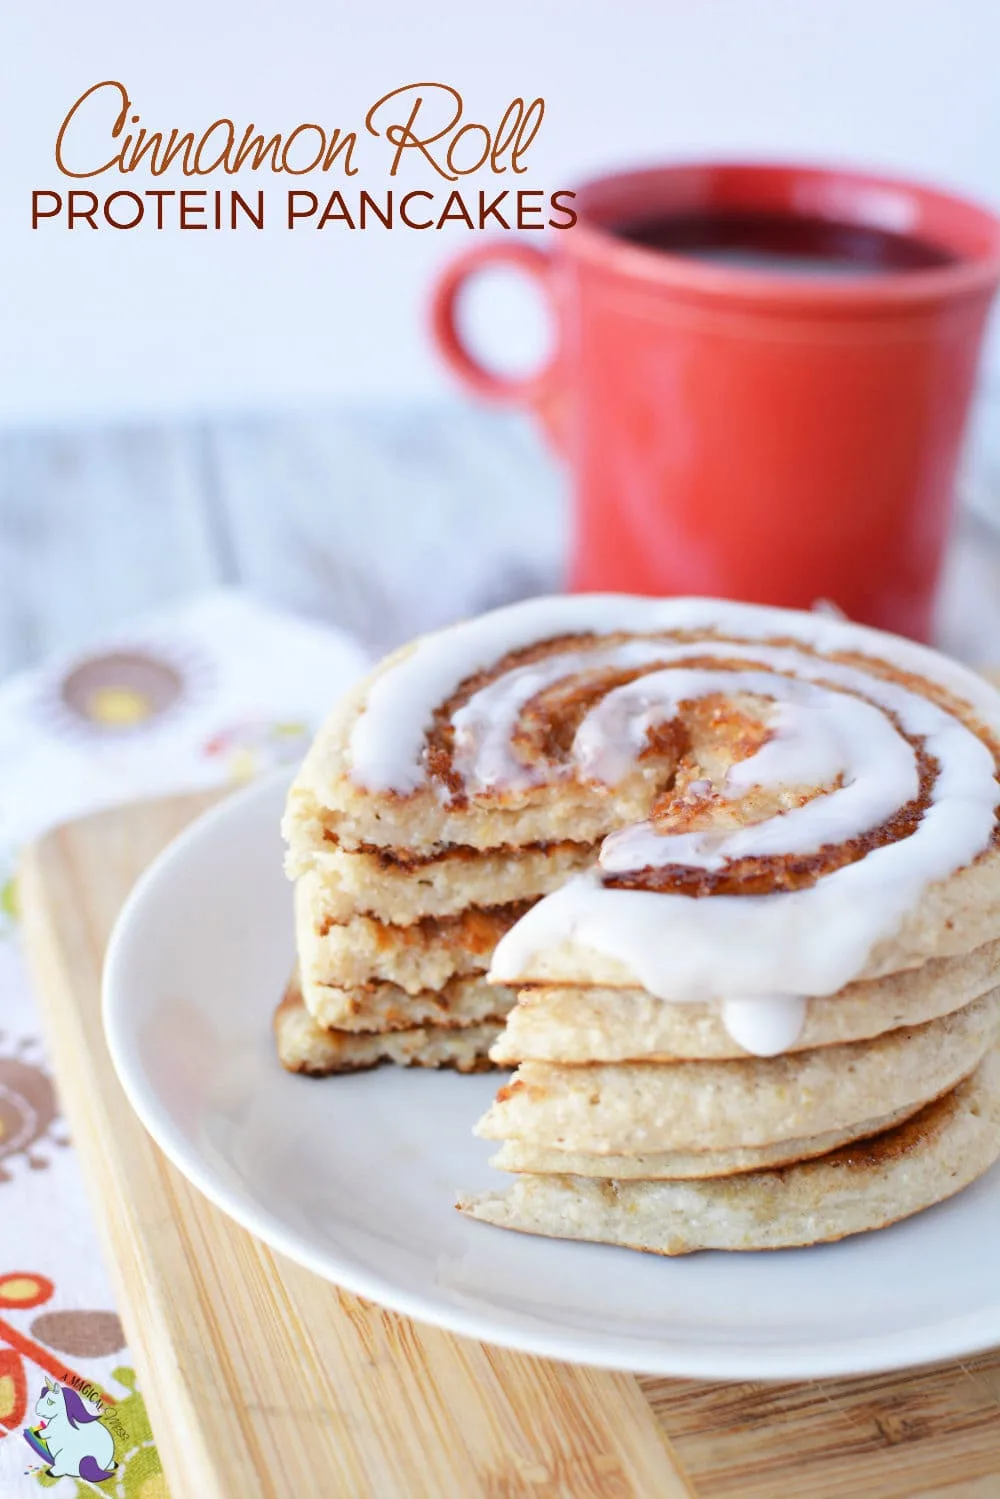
[475,990,1000,1154]
[274,983,503,1075]
[490,1098,924,1179]
[490,938,1000,1064]
[295,876,528,995]
[459,1050,1000,1253]
[284,633,667,855]
[301,969,518,1034]
[288,837,596,923]
[486,862,1000,998]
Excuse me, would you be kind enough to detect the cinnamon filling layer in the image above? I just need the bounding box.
[605,738,941,897]
[317,901,533,948]
[321,832,594,869]
[410,631,1000,899]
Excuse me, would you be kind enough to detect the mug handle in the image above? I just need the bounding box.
[429,242,568,455]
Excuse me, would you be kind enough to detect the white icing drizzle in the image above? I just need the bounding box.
[346,595,1000,1057]
[588,669,916,871]
[349,594,1000,790]
[452,640,664,791]
[721,996,807,1057]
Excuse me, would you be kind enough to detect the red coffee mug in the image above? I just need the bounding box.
[430,162,1000,640]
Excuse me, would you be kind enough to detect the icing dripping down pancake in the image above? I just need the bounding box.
[320,596,1000,1055]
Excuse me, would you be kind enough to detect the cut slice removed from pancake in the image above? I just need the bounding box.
[292,837,596,923]
[459,1049,1000,1254]
[296,875,529,995]
[274,983,503,1076]
[297,968,517,1034]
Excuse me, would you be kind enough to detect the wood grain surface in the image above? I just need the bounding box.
[17,790,1000,1498]
[18,793,689,1499]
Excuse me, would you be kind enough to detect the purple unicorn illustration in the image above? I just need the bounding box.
[23,1376,117,1482]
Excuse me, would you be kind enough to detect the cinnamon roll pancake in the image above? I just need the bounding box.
[488,1099,925,1180]
[300,971,517,1035]
[275,977,502,1076]
[287,837,595,924]
[283,594,1000,1249]
[490,937,1000,1063]
[476,991,1000,1155]
[295,876,527,997]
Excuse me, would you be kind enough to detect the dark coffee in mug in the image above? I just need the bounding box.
[431,162,1000,640]
[613,210,956,277]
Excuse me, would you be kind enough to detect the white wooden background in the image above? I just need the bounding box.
[1,399,998,679]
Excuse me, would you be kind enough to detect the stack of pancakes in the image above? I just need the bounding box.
[283,595,1000,1253]
[462,962,1000,1253]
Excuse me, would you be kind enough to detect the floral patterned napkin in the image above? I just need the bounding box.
[0,590,366,1497]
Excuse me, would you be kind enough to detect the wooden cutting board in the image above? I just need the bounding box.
[17,792,1000,1499]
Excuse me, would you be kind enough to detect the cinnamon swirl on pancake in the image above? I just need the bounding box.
[283,595,1000,1247]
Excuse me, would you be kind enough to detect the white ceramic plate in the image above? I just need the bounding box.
[103,773,1000,1380]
